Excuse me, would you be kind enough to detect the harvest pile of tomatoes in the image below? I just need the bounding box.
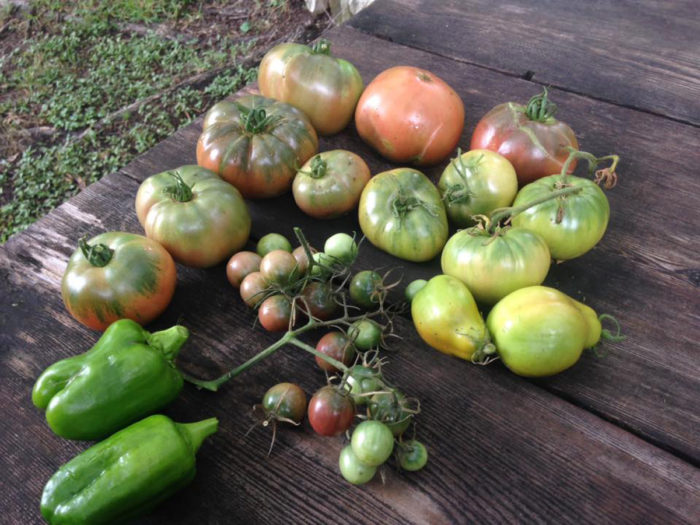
[56,37,624,489]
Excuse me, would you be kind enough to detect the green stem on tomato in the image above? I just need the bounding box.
[79,236,114,267]
[162,171,193,202]
[559,148,620,183]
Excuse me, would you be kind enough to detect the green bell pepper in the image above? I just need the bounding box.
[32,319,188,440]
[41,414,218,524]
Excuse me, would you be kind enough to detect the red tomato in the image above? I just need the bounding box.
[354,66,464,166]
[258,294,292,332]
[307,386,355,436]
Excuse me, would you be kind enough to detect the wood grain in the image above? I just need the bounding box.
[348,0,700,126]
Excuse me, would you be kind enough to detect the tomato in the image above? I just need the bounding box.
[309,252,334,279]
[315,332,357,373]
[293,150,371,219]
[355,66,464,165]
[487,286,603,377]
[324,232,358,265]
[307,386,355,436]
[349,270,384,309]
[410,275,493,361]
[258,294,292,332]
[196,95,318,198]
[470,89,578,185]
[397,440,428,472]
[240,271,268,308]
[404,279,427,303]
[300,281,337,320]
[226,251,261,288]
[258,40,363,135]
[511,174,610,260]
[259,250,299,286]
[339,445,376,485]
[257,233,293,256]
[367,390,412,436]
[351,420,394,466]
[62,232,176,331]
[262,383,307,424]
[135,165,251,268]
[346,365,384,406]
[359,168,448,262]
[347,319,382,351]
[438,149,518,227]
[291,245,314,274]
[441,226,551,304]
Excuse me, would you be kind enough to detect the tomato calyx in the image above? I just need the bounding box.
[524,87,559,123]
[311,38,331,55]
[162,171,193,202]
[391,189,440,221]
[301,155,328,179]
[78,236,114,267]
[441,148,484,205]
[237,103,281,134]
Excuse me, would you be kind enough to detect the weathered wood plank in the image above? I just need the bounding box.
[0,171,698,523]
[348,0,700,125]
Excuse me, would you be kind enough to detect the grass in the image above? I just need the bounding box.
[0,0,304,243]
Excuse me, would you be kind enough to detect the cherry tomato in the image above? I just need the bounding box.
[346,365,384,406]
[258,294,292,332]
[470,89,578,185]
[240,271,269,308]
[339,445,376,485]
[257,233,292,256]
[315,332,357,373]
[404,279,427,303]
[262,383,307,423]
[349,270,384,309]
[397,440,428,472]
[226,251,261,288]
[292,245,314,275]
[259,250,299,286]
[348,319,382,351]
[351,420,394,466]
[300,281,337,320]
[367,390,412,436]
[323,232,358,265]
[355,66,464,165]
[307,386,355,437]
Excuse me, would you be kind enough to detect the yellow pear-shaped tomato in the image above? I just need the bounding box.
[487,286,601,377]
[410,275,492,361]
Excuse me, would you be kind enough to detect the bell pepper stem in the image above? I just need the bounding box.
[147,325,190,362]
[176,417,219,454]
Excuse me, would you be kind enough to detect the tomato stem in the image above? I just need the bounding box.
[559,148,620,185]
[162,171,193,202]
[237,103,280,134]
[525,87,558,122]
[78,236,114,267]
[598,313,626,342]
[311,39,331,55]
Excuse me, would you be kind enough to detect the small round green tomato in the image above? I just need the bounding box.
[346,365,384,406]
[310,252,334,278]
[404,279,427,303]
[351,420,395,466]
[257,233,293,256]
[367,390,412,436]
[398,440,428,471]
[438,149,518,227]
[348,319,382,351]
[324,232,358,265]
[349,270,384,309]
[262,383,307,423]
[339,445,376,485]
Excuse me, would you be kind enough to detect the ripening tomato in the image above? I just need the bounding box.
[261,383,307,424]
[307,386,355,436]
[258,294,292,332]
[359,168,448,262]
[259,40,364,135]
[196,95,318,198]
[441,226,551,304]
[62,232,176,331]
[226,251,261,288]
[135,165,251,268]
[511,174,610,260]
[240,271,268,308]
[355,66,464,165]
[487,286,603,377]
[470,89,578,185]
[315,332,357,373]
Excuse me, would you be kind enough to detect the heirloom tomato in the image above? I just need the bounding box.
[226,251,261,288]
[261,383,307,424]
[308,386,355,436]
[196,95,318,198]
[62,232,176,331]
[358,168,448,262]
[487,286,603,377]
[355,66,464,165]
[438,149,518,227]
[135,165,251,268]
[258,294,292,332]
[471,89,578,185]
[441,225,551,304]
[410,275,493,361]
[511,174,609,260]
[293,150,371,219]
[315,332,356,373]
[258,40,363,135]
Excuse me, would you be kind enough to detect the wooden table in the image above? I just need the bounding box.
[1,1,699,522]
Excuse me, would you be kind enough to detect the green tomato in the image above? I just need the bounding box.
[257,233,293,256]
[346,365,384,406]
[358,168,448,262]
[438,149,518,227]
[309,252,334,278]
[349,270,384,309]
[487,286,603,377]
[347,319,382,351]
[324,232,358,265]
[339,445,376,485]
[293,151,371,219]
[135,165,251,268]
[398,440,428,471]
[441,226,551,304]
[351,420,395,467]
[261,383,307,423]
[511,174,610,260]
[367,390,412,436]
[404,279,427,303]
